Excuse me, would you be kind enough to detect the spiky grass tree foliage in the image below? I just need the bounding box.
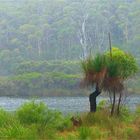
[103,60,124,93]
[105,48,138,94]
[81,54,107,86]
[105,47,138,79]
[103,47,138,115]
[102,60,124,115]
[81,54,107,112]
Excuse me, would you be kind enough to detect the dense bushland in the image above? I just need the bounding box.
[0,61,83,96]
[0,60,139,97]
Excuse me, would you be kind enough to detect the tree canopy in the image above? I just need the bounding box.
[81,47,138,89]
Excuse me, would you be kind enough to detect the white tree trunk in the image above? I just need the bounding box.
[78,14,89,59]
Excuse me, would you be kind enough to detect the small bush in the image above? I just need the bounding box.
[17,101,48,124]
[97,100,108,111]
[57,116,72,131]
[16,101,72,131]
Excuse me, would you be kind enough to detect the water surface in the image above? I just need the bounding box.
[0,96,140,113]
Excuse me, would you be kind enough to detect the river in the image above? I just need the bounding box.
[0,96,140,113]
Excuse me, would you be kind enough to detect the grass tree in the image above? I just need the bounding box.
[103,47,138,115]
[81,47,138,115]
[81,54,107,112]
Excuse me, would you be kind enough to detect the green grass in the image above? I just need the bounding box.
[0,101,140,139]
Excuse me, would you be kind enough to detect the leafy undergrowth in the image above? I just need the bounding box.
[0,101,140,140]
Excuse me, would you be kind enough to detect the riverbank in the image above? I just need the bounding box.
[0,101,140,140]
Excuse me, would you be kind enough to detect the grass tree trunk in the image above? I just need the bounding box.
[89,83,101,112]
[111,89,116,116]
[109,91,113,106]
[117,92,122,115]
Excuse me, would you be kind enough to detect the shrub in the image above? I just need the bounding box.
[97,100,108,111]
[57,116,73,131]
[16,101,72,130]
[17,101,48,124]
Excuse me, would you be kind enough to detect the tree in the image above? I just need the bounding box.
[81,47,138,114]
[103,47,138,115]
[81,54,107,112]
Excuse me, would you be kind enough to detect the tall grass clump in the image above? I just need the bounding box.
[78,126,92,140]
[0,122,38,139]
[0,109,11,127]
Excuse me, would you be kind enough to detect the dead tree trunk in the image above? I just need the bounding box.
[78,14,89,59]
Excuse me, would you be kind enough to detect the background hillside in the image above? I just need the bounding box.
[0,0,139,96]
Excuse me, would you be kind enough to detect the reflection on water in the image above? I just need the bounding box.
[0,96,140,113]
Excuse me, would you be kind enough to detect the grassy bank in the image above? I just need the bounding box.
[0,101,140,140]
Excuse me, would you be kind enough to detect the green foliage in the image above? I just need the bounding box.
[0,123,37,139]
[0,109,11,127]
[106,47,138,78]
[78,127,92,140]
[118,106,133,122]
[97,100,108,111]
[81,54,106,73]
[81,47,138,101]
[0,0,139,62]
[92,54,107,72]
[11,72,42,81]
[57,116,73,131]
[16,101,72,131]
[106,60,120,77]
[0,102,140,139]
[82,47,138,80]
[14,61,80,75]
[17,101,47,124]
